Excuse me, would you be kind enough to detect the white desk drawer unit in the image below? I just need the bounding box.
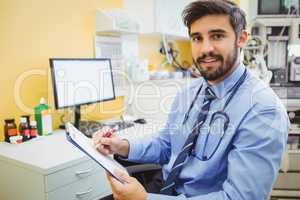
[47,168,111,200]
[0,131,112,200]
[46,159,100,192]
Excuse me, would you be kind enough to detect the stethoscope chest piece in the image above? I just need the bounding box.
[209,111,230,137]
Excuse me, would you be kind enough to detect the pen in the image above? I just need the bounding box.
[103,128,116,138]
[101,129,116,150]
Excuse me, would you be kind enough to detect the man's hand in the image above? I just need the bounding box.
[107,170,147,200]
[92,129,129,157]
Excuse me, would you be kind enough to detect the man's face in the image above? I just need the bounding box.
[190,15,242,82]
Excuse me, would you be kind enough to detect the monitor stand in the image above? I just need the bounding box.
[74,105,81,129]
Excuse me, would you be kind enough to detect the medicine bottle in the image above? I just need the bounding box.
[21,115,30,126]
[34,97,53,136]
[4,119,17,143]
[30,121,38,139]
[19,117,30,141]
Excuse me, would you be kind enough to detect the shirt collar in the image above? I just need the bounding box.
[202,62,246,99]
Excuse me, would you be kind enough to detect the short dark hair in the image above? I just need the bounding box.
[182,0,247,37]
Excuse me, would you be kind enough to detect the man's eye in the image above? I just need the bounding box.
[212,34,224,40]
[191,36,201,42]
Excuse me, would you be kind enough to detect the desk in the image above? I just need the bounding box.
[0,130,111,200]
[0,121,162,200]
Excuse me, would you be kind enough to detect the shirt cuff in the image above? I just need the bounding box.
[127,137,143,161]
[147,193,186,200]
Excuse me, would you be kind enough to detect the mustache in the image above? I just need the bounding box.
[196,53,223,64]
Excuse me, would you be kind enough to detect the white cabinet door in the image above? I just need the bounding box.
[124,0,194,38]
[124,0,156,34]
[155,0,192,38]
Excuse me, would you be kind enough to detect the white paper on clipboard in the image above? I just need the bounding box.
[65,123,128,182]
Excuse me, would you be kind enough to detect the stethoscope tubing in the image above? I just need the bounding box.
[183,69,247,125]
[184,69,248,160]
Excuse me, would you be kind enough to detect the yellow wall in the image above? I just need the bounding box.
[0,0,193,141]
[0,0,124,141]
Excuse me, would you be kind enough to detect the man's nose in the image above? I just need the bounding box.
[200,39,214,54]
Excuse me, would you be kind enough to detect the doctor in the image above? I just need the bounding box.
[93,0,289,199]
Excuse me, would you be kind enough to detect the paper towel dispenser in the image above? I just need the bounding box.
[96,9,140,34]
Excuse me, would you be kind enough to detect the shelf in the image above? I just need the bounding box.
[271,189,300,198]
[289,126,300,135]
[288,150,300,154]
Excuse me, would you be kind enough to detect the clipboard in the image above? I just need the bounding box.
[65,122,128,183]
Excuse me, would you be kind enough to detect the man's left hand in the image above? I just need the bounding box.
[107,170,147,200]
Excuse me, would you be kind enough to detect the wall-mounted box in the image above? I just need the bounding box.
[96,9,140,34]
[124,0,193,39]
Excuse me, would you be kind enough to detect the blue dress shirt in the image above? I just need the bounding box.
[127,63,290,200]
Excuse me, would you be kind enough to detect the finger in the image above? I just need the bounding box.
[107,173,118,191]
[92,130,104,139]
[107,172,124,190]
[97,146,110,155]
[93,143,110,155]
[93,137,108,148]
[114,169,133,183]
[100,137,113,145]
[110,174,124,188]
[106,172,113,183]
[94,130,117,145]
[107,173,120,198]
[92,127,111,139]
[92,134,103,146]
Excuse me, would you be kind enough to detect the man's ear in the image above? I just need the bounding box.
[237,30,248,48]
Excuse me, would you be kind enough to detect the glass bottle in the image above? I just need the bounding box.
[19,117,30,142]
[30,121,38,139]
[21,115,30,126]
[4,119,17,143]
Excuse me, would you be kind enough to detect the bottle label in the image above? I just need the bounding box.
[30,129,38,136]
[16,138,23,143]
[8,129,17,136]
[41,109,51,115]
[42,114,53,135]
[24,129,30,136]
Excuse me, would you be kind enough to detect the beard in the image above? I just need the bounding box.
[193,47,238,81]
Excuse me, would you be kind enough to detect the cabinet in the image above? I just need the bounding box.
[0,131,111,200]
[124,0,193,39]
[271,130,300,199]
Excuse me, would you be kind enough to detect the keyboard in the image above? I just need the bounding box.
[108,121,135,131]
[79,120,135,138]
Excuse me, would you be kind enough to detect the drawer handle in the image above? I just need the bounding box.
[75,168,93,176]
[76,188,93,198]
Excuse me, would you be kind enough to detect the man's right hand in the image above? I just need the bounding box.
[92,129,130,158]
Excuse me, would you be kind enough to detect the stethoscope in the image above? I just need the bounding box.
[183,68,248,160]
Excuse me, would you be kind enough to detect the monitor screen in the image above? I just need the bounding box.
[50,58,115,109]
[258,0,299,15]
[259,0,281,14]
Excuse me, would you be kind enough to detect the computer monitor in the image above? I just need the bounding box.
[258,0,299,15]
[50,58,116,128]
